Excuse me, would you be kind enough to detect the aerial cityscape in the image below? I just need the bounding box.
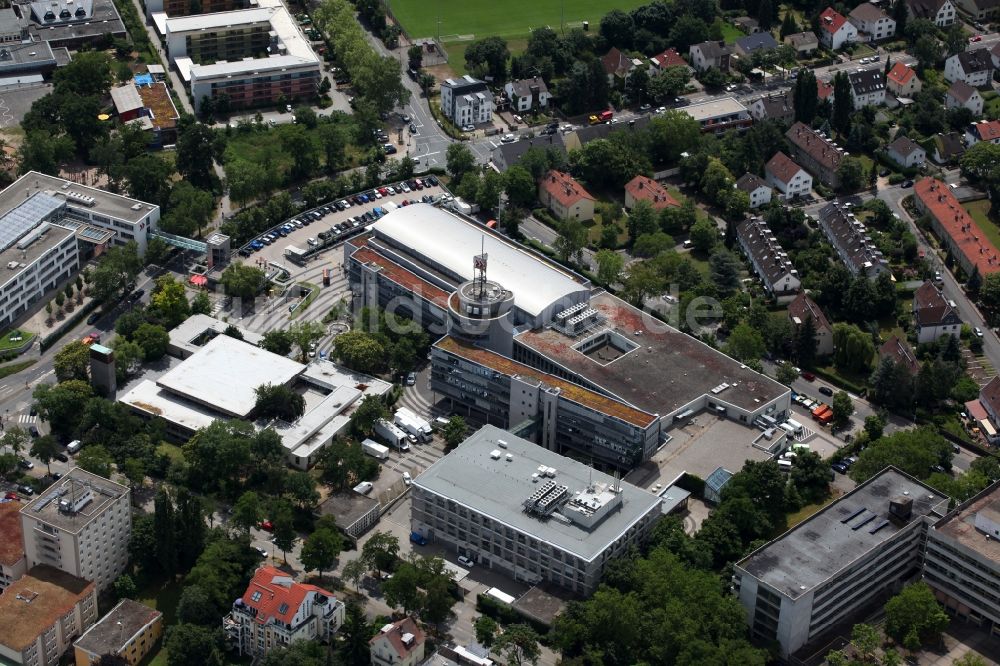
[1,0,1000,664]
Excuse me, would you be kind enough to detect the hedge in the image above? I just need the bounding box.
[476,593,551,635]
[39,300,101,352]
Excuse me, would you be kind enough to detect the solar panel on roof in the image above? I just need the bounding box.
[0,192,64,252]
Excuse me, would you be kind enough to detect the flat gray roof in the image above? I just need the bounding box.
[318,491,380,531]
[74,599,161,657]
[0,220,75,292]
[1,172,156,224]
[20,468,127,533]
[155,335,304,418]
[413,425,662,561]
[737,467,948,599]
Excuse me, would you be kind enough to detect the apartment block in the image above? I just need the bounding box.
[0,500,26,590]
[816,202,889,278]
[73,599,163,666]
[410,425,663,594]
[914,177,1000,276]
[440,75,493,126]
[735,217,800,301]
[146,0,248,16]
[734,467,948,658]
[785,122,844,188]
[224,566,345,659]
[19,469,131,593]
[0,565,98,666]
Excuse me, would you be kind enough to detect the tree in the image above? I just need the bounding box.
[150,275,192,329]
[382,560,424,613]
[913,34,943,72]
[77,444,114,478]
[688,217,718,252]
[177,584,220,626]
[161,182,214,238]
[124,154,174,206]
[30,436,60,475]
[793,70,818,124]
[91,242,142,304]
[270,499,297,563]
[475,615,499,647]
[831,391,853,430]
[776,361,800,385]
[347,396,389,439]
[153,488,178,576]
[505,165,537,209]
[54,341,90,382]
[495,624,542,666]
[893,0,908,34]
[779,12,798,38]
[231,491,264,535]
[837,157,866,192]
[113,573,137,601]
[832,72,853,134]
[342,558,367,591]
[884,582,949,646]
[554,218,587,264]
[164,624,224,666]
[864,413,886,440]
[442,416,467,452]
[260,329,294,356]
[850,427,953,483]
[446,143,476,180]
[301,528,343,581]
[464,36,509,81]
[254,383,306,421]
[175,119,217,189]
[333,330,386,373]
[726,322,766,363]
[133,323,169,362]
[595,249,625,285]
[833,323,875,374]
[709,249,741,297]
[112,339,144,382]
[648,67,691,104]
[790,451,832,504]
[33,381,93,439]
[362,531,399,578]
[219,262,266,301]
[626,200,659,245]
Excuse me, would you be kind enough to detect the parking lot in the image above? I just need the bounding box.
[239,177,448,271]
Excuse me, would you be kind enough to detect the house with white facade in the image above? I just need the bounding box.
[736,173,772,209]
[440,75,493,126]
[966,119,1000,145]
[784,31,819,55]
[848,3,897,41]
[765,151,813,200]
[945,49,994,87]
[946,79,984,116]
[886,62,921,97]
[906,0,956,26]
[370,618,425,666]
[818,8,858,49]
[887,136,926,168]
[913,280,962,343]
[504,77,550,112]
[848,68,886,108]
[689,40,730,72]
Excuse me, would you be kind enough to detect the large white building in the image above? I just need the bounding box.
[923,480,1000,638]
[224,565,345,659]
[734,467,948,659]
[19,469,131,594]
[0,172,160,328]
[411,425,663,594]
[440,75,493,126]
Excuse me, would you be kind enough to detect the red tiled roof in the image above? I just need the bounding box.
[819,7,848,34]
[624,175,679,210]
[765,151,805,185]
[879,335,919,373]
[651,48,686,69]
[913,280,960,327]
[351,246,450,308]
[0,501,24,567]
[540,170,594,209]
[601,47,631,77]
[915,177,1000,276]
[967,396,989,422]
[788,292,831,333]
[817,79,834,100]
[979,376,1000,417]
[971,120,1000,142]
[241,566,337,626]
[887,62,916,87]
[370,617,425,658]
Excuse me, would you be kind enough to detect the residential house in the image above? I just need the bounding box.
[0,500,25,591]
[914,178,1000,276]
[887,136,927,168]
[624,175,679,211]
[906,0,956,25]
[879,335,919,374]
[955,0,1000,21]
[734,16,760,33]
[734,32,779,57]
[991,42,1000,69]
[440,75,493,126]
[736,217,801,301]
[601,47,641,85]
[0,566,98,666]
[504,77,550,112]
[784,31,819,56]
[913,280,962,343]
[539,170,595,221]
[689,40,731,72]
[370,618,426,666]
[74,599,163,666]
[977,376,1000,441]
[765,152,814,200]
[748,91,795,123]
[886,62,922,97]
[848,3,897,41]
[818,8,858,50]
[933,131,966,163]
[946,80,984,116]
[817,78,835,104]
[966,119,1000,145]
[224,566,345,659]
[736,173,772,209]
[817,202,890,278]
[650,47,689,73]
[785,121,844,188]
[788,293,834,355]
[944,49,994,86]
[848,68,887,108]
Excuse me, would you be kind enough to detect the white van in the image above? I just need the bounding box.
[353,481,374,495]
[67,440,82,454]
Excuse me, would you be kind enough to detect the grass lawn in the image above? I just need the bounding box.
[719,21,743,44]
[155,442,185,464]
[137,575,185,666]
[964,200,1000,251]
[289,281,320,319]
[443,39,526,76]
[0,359,36,381]
[0,329,33,351]
[391,0,648,40]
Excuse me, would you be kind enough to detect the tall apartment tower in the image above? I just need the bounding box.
[19,469,131,593]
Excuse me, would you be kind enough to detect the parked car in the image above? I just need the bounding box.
[261,520,274,531]
[818,386,834,396]
[18,459,33,470]
[55,453,68,462]
[801,372,816,381]
[19,485,34,496]
[457,555,474,567]
[86,312,101,325]
[405,372,416,386]
[4,492,18,500]
[831,462,849,474]
[462,124,475,132]
[402,471,412,485]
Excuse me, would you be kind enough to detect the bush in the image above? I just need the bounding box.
[888,173,905,185]
[675,473,705,498]
[476,593,550,637]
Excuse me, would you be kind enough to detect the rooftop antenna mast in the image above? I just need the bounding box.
[473,236,488,299]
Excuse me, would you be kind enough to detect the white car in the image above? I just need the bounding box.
[501,133,516,143]
[402,471,412,485]
[462,124,475,132]
[457,555,474,567]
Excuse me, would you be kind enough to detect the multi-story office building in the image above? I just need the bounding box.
[816,202,890,279]
[923,480,1000,638]
[19,469,131,594]
[440,75,493,126]
[345,204,790,471]
[0,500,26,590]
[146,0,248,16]
[410,425,663,594]
[0,565,98,666]
[73,599,163,666]
[224,565,345,658]
[166,8,273,63]
[734,467,948,659]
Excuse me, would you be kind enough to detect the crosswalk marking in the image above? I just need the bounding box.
[17,414,36,424]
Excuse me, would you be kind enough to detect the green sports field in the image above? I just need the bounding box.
[389,0,648,41]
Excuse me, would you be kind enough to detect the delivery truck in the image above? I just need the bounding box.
[394,407,432,442]
[284,245,309,264]
[362,438,390,460]
[374,419,410,450]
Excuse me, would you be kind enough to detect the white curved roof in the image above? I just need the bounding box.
[371,204,588,319]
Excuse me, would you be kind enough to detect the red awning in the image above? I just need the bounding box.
[189,275,208,286]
